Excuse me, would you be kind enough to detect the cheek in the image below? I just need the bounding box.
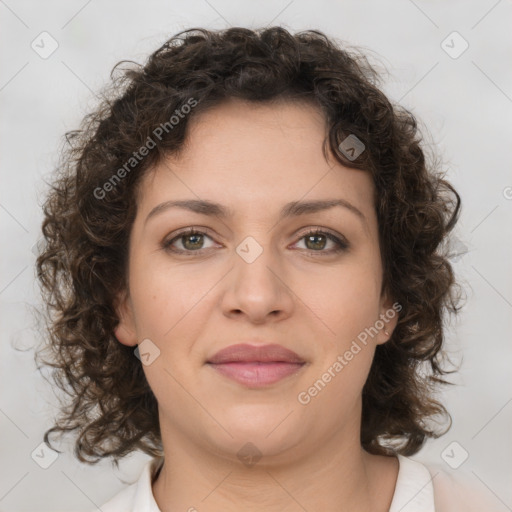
[296,261,382,337]
[298,294,378,416]
[128,259,217,376]
[128,253,198,336]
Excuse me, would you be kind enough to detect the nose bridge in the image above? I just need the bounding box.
[234,233,281,290]
[223,232,293,320]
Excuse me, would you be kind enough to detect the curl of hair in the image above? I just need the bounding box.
[35,26,463,464]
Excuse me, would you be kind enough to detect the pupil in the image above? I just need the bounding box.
[184,234,203,250]
[306,234,325,250]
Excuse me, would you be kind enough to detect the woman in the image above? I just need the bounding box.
[35,26,493,511]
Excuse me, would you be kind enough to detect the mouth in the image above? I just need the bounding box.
[206,343,306,388]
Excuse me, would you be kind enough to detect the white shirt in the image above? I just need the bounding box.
[95,454,496,511]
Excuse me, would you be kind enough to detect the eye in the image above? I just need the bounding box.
[162,228,218,255]
[161,227,349,256]
[292,228,349,255]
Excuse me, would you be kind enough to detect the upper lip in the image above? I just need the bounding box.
[207,343,305,364]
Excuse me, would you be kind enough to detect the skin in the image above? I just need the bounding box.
[115,97,399,512]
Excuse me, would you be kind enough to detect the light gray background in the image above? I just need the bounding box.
[1,1,511,510]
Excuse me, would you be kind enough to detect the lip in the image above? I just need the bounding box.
[206,343,306,388]
[207,343,305,364]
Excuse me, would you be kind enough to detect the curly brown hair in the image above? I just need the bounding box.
[34,25,462,465]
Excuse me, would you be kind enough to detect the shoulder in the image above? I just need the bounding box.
[91,456,164,512]
[389,455,436,512]
[404,455,502,512]
[97,483,138,511]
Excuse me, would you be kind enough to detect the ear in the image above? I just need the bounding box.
[376,291,401,346]
[113,289,138,347]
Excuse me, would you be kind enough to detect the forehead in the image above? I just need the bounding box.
[136,98,375,224]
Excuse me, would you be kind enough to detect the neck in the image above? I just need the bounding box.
[152,417,398,512]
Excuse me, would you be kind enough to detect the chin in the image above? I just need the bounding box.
[210,431,303,467]
[209,412,304,454]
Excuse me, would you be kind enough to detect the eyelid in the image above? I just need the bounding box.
[294,225,348,243]
[162,226,219,249]
[292,226,350,253]
[162,225,349,255]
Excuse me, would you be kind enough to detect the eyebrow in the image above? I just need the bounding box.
[144,198,367,227]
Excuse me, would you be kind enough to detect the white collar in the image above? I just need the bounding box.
[389,455,436,512]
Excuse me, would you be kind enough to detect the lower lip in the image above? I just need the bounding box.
[207,362,305,387]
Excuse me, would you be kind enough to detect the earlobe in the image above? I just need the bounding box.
[114,322,138,347]
[376,293,400,346]
[113,292,138,347]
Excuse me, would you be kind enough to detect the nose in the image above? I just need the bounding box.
[220,238,295,324]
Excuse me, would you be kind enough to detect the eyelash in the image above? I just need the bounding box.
[161,226,349,256]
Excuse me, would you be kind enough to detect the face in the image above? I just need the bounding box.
[115,98,397,463]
